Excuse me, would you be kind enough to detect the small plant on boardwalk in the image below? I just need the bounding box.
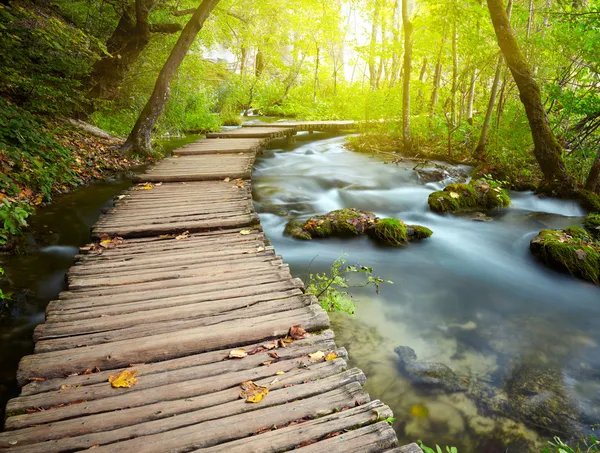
[305,255,392,315]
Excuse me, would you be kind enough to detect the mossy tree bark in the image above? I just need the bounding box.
[87,0,183,102]
[486,0,572,187]
[120,0,220,156]
[429,22,447,118]
[585,150,600,193]
[402,0,413,152]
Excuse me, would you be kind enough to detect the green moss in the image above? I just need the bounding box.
[367,218,408,246]
[408,225,433,240]
[579,190,600,213]
[221,114,243,126]
[283,219,312,240]
[428,180,511,213]
[530,227,600,285]
[583,213,600,239]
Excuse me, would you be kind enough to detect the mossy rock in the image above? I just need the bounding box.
[283,219,311,240]
[285,211,433,245]
[407,224,433,240]
[367,218,408,246]
[284,208,378,240]
[530,227,600,285]
[579,190,600,213]
[583,213,600,239]
[428,180,511,214]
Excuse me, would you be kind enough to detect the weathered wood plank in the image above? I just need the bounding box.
[195,400,392,453]
[293,421,399,452]
[17,305,330,384]
[2,361,356,446]
[20,330,336,396]
[176,138,266,155]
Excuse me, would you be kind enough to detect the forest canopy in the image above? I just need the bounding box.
[0,0,599,243]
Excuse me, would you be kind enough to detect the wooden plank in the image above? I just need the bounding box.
[195,400,392,453]
[10,345,348,415]
[4,374,368,453]
[385,445,424,453]
[293,422,399,452]
[206,127,294,139]
[176,138,266,155]
[20,330,336,396]
[36,295,314,351]
[17,305,330,384]
[2,361,356,446]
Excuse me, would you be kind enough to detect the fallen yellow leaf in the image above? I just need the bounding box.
[224,177,231,182]
[240,230,252,235]
[308,351,325,362]
[449,192,460,199]
[325,351,338,361]
[275,371,285,375]
[240,381,269,403]
[108,369,139,388]
[229,348,247,359]
[175,231,190,240]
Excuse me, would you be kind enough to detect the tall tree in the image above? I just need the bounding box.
[473,0,512,159]
[401,0,413,151]
[86,0,183,102]
[121,0,220,155]
[486,0,571,186]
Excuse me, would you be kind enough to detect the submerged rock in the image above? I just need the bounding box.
[284,210,433,245]
[428,180,511,214]
[530,227,600,285]
[394,346,585,438]
[415,166,468,184]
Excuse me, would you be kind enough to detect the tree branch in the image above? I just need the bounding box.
[150,23,183,33]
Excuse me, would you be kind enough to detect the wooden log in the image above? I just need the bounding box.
[293,421,399,452]
[195,399,392,453]
[20,331,336,396]
[47,282,305,320]
[4,372,367,453]
[36,295,315,351]
[17,305,330,384]
[3,364,357,446]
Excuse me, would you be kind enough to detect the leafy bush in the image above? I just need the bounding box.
[0,3,103,115]
[0,198,34,245]
[305,255,392,315]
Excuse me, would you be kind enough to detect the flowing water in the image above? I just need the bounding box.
[252,133,600,452]
[1,132,598,451]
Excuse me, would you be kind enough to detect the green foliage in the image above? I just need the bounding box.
[418,441,458,453]
[0,98,79,200]
[0,198,34,245]
[305,255,392,315]
[0,2,103,114]
[540,433,600,453]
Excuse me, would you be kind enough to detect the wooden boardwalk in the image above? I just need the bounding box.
[1,122,421,453]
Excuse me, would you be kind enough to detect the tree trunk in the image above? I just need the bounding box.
[87,0,182,102]
[474,0,512,159]
[240,46,247,75]
[402,0,413,152]
[369,0,380,91]
[585,150,600,193]
[429,23,448,116]
[120,0,220,156]
[389,0,401,88]
[450,21,458,126]
[487,0,571,186]
[466,68,477,125]
[255,49,265,78]
[313,46,320,104]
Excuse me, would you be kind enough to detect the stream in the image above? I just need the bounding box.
[0,132,598,452]
[252,133,600,452]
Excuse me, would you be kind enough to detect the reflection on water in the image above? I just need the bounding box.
[253,133,600,452]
